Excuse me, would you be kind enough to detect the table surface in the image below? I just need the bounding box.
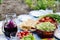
[0,21,58,40]
[0,13,60,40]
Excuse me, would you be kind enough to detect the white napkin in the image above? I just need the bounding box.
[0,21,4,34]
[17,15,33,21]
[29,10,40,17]
[29,10,53,17]
[55,12,60,15]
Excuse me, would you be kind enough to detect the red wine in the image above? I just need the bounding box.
[4,20,17,37]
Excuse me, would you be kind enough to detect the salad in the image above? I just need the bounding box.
[17,31,35,40]
[18,13,60,38]
[36,22,56,32]
[35,14,59,38]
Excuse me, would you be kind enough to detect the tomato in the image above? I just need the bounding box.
[39,19,45,22]
[17,33,21,37]
[20,32,23,35]
[49,19,53,22]
[38,16,57,25]
[45,17,50,20]
[41,18,45,22]
[17,33,23,39]
[17,31,31,39]
[45,20,49,22]
[24,31,29,36]
[19,36,23,39]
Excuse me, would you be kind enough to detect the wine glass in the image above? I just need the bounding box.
[2,13,18,40]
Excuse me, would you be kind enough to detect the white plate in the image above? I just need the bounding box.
[54,24,60,39]
[54,29,60,39]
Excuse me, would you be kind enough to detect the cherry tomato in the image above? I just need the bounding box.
[49,19,53,22]
[41,18,45,22]
[17,33,21,37]
[45,17,50,20]
[20,31,24,36]
[24,31,28,36]
[19,36,23,39]
[17,31,32,39]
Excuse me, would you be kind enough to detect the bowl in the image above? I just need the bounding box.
[36,29,55,38]
[35,22,57,38]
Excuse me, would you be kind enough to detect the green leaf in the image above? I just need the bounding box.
[24,0,56,10]
[23,34,35,40]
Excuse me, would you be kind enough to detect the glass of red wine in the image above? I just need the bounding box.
[2,13,18,39]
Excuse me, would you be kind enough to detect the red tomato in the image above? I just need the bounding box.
[45,17,50,20]
[39,17,55,23]
[45,20,49,22]
[17,33,21,37]
[24,31,29,36]
[17,31,32,39]
[49,19,53,22]
[20,31,25,36]
[39,20,42,22]
[19,36,23,39]
[41,18,45,22]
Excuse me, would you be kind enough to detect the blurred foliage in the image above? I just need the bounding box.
[0,0,3,4]
[24,0,56,10]
[55,0,60,2]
